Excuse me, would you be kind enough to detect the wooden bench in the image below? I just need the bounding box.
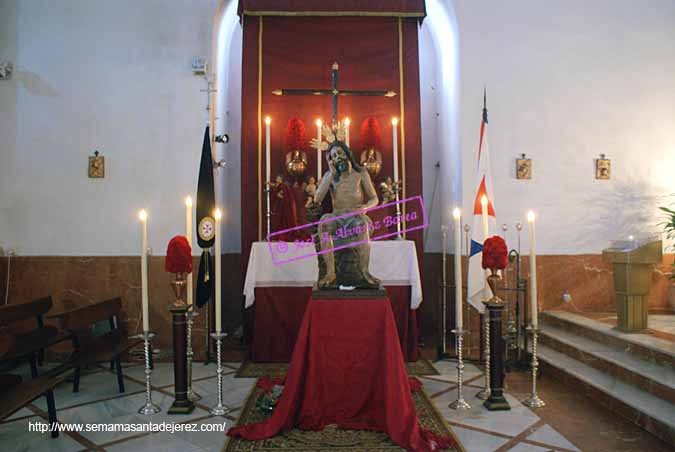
[48,297,143,393]
[0,296,73,377]
[0,331,75,438]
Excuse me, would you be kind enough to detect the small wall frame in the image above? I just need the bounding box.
[88,150,105,178]
[516,154,531,180]
[596,154,610,180]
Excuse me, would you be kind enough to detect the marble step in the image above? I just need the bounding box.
[540,311,675,368]
[539,325,675,405]
[536,343,675,447]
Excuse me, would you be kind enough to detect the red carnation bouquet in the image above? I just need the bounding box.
[482,236,508,270]
[360,117,382,150]
[165,236,192,273]
[285,118,307,151]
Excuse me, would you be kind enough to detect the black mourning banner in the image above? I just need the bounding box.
[195,126,216,308]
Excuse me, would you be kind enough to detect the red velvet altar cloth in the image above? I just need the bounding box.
[250,286,418,362]
[229,297,448,452]
[238,0,426,18]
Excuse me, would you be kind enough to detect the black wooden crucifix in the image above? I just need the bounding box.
[272,62,397,128]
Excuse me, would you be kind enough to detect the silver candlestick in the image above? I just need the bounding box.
[393,182,403,239]
[476,313,491,399]
[264,184,272,240]
[210,331,232,416]
[449,329,471,410]
[523,325,546,408]
[138,331,161,415]
[186,309,201,401]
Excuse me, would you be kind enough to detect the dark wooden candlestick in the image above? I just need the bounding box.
[483,300,510,411]
[168,304,195,414]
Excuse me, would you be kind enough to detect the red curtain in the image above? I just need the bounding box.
[240,15,424,269]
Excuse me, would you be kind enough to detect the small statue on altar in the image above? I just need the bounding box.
[309,120,381,289]
[304,176,317,207]
[284,118,308,180]
[270,174,299,241]
[359,117,383,178]
[379,176,397,203]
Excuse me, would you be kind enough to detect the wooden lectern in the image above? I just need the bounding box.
[602,240,662,332]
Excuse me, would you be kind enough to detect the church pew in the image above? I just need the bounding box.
[0,296,73,377]
[48,297,143,394]
[0,330,75,438]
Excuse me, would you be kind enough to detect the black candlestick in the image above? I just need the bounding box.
[483,300,511,411]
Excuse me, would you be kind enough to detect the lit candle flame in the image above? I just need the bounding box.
[452,207,461,220]
[344,117,351,126]
[316,119,322,127]
[185,196,193,207]
[264,116,271,125]
[391,117,399,126]
[481,195,488,207]
[214,208,222,221]
[138,209,147,222]
[527,210,536,223]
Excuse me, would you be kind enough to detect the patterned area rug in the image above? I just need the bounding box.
[223,380,464,452]
[234,358,440,378]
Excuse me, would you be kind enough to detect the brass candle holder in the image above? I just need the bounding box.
[170,272,187,308]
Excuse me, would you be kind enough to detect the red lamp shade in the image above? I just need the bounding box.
[165,236,192,273]
[360,116,382,150]
[285,117,307,152]
[482,236,508,270]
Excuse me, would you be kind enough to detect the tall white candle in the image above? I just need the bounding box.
[214,208,222,333]
[392,117,399,182]
[344,117,351,147]
[453,208,463,330]
[316,119,322,180]
[185,196,193,306]
[527,210,538,328]
[138,209,149,332]
[481,195,490,295]
[480,195,489,238]
[265,116,271,183]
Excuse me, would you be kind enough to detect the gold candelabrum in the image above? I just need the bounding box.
[170,272,188,308]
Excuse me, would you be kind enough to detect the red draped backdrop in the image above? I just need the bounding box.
[240,7,425,266]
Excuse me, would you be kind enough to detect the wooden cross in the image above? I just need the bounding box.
[272,62,396,128]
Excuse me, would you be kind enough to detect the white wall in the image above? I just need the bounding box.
[2,0,674,256]
[454,0,675,254]
[0,0,217,255]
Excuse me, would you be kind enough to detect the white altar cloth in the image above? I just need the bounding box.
[244,240,423,309]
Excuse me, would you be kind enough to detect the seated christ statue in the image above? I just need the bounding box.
[309,121,381,290]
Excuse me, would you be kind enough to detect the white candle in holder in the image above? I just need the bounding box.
[344,117,351,147]
[265,116,271,183]
[527,210,538,328]
[185,196,193,306]
[316,119,323,180]
[391,117,399,182]
[214,208,222,333]
[138,209,149,332]
[453,207,463,330]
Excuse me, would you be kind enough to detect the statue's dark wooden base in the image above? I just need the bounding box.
[168,304,195,415]
[483,300,511,411]
[312,285,386,299]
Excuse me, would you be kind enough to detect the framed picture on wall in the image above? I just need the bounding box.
[596,154,610,180]
[516,154,531,180]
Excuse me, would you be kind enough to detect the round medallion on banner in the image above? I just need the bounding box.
[198,217,215,241]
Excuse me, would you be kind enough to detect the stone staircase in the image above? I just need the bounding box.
[536,311,675,446]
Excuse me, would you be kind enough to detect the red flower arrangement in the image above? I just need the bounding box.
[285,118,307,152]
[165,236,192,273]
[360,117,382,150]
[482,236,508,270]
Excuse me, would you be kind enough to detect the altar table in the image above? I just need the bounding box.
[229,297,451,452]
[244,241,422,362]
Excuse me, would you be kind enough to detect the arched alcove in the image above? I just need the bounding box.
[210,0,460,254]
